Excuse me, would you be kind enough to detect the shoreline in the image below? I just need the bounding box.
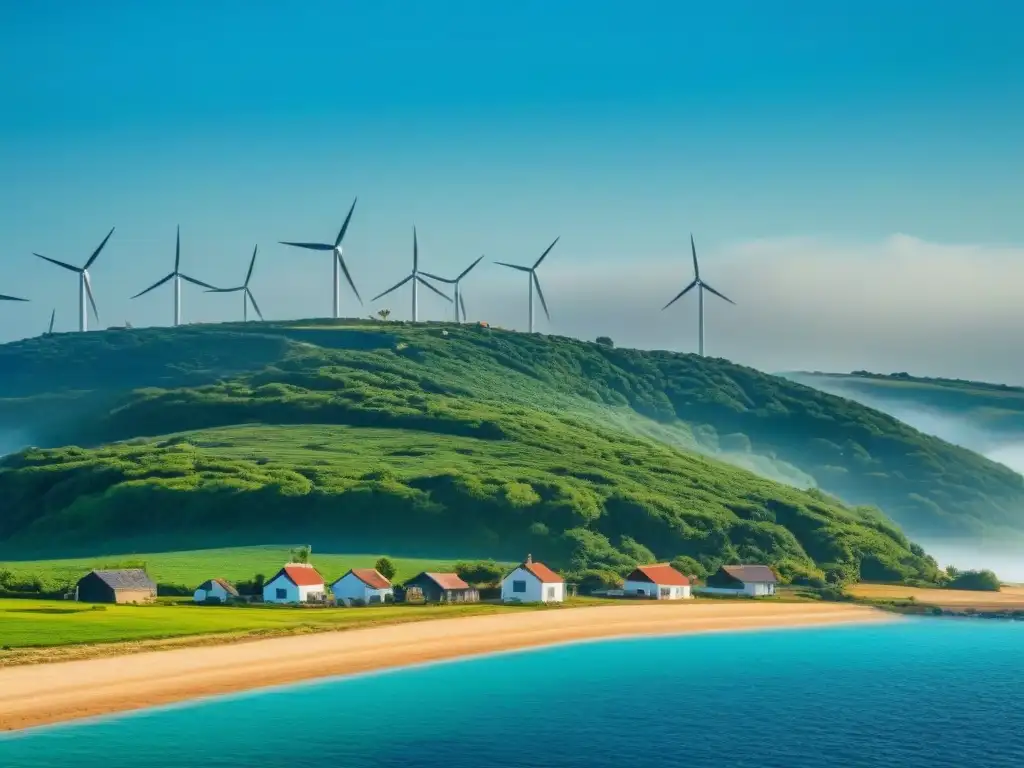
[0,601,892,733]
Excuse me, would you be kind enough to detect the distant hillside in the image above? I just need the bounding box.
[0,321,1020,580]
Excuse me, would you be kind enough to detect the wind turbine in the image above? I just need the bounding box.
[130,226,215,326]
[0,292,28,303]
[420,255,484,323]
[206,245,264,321]
[280,198,361,319]
[46,309,55,336]
[662,234,735,357]
[495,237,559,333]
[34,227,114,332]
[371,227,451,322]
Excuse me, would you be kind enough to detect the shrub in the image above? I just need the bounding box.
[595,336,614,347]
[948,569,1001,592]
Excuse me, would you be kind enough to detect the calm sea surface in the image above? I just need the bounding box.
[2,619,1023,767]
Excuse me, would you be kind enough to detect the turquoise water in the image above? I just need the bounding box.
[2,619,1023,767]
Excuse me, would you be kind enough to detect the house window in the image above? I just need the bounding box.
[512,580,526,593]
[546,586,555,599]
[660,587,671,597]
[275,588,286,599]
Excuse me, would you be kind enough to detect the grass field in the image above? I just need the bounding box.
[0,546,494,592]
[0,597,601,652]
[849,583,1024,610]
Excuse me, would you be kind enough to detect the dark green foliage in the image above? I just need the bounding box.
[0,320,989,583]
[595,336,614,347]
[374,557,397,581]
[454,560,506,586]
[948,569,1001,592]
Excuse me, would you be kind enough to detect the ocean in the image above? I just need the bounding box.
[2,619,1022,767]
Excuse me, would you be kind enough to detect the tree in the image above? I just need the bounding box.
[291,545,311,564]
[949,569,1001,592]
[377,309,391,321]
[595,336,614,347]
[374,557,397,581]
[455,560,505,586]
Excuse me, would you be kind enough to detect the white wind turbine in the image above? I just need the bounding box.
[0,292,28,303]
[420,255,484,323]
[131,226,216,326]
[662,234,735,357]
[371,227,451,322]
[206,245,264,321]
[279,198,361,318]
[495,237,559,333]
[34,227,114,332]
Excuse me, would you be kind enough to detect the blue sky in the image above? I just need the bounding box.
[2,1,1023,380]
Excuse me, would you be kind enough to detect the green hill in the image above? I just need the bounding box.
[0,319,1018,584]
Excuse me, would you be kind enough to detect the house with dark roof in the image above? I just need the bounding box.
[76,569,157,604]
[501,555,565,603]
[699,565,779,597]
[330,568,394,606]
[193,578,240,604]
[402,572,479,603]
[262,563,327,604]
[623,564,691,600]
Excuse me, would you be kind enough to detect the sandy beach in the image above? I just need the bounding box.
[0,601,891,732]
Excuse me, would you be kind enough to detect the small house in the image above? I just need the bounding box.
[403,572,479,603]
[262,563,327,604]
[76,569,157,604]
[501,554,565,603]
[193,578,239,604]
[699,565,778,597]
[331,568,394,606]
[623,564,691,600]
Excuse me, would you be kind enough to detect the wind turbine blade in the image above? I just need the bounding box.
[246,288,265,321]
[244,245,258,286]
[416,275,452,302]
[690,234,700,280]
[175,226,181,272]
[48,309,55,333]
[493,261,531,272]
[412,227,418,272]
[130,272,174,299]
[84,273,99,322]
[418,271,454,283]
[701,282,735,305]
[180,275,217,290]
[84,227,115,269]
[34,253,81,273]
[337,252,363,305]
[0,294,28,302]
[661,279,698,310]
[279,241,333,251]
[371,274,412,302]
[335,198,357,248]
[533,237,560,269]
[533,273,551,320]
[205,286,243,293]
[457,255,485,281]
[459,292,467,322]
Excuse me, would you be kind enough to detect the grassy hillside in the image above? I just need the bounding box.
[785,371,1024,440]
[0,319,1016,583]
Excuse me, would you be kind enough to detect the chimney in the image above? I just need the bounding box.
[526,553,533,564]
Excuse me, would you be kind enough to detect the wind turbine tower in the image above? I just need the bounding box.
[280,198,361,319]
[34,227,114,332]
[371,227,451,322]
[495,237,559,333]
[420,255,484,323]
[206,245,264,321]
[131,227,216,326]
[662,234,735,356]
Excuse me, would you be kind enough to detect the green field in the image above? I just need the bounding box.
[0,597,566,649]
[0,546,480,593]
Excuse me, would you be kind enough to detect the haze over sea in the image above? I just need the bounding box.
[2,620,1022,767]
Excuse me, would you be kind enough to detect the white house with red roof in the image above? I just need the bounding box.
[623,564,692,600]
[262,563,327,604]
[501,554,565,603]
[331,568,394,606]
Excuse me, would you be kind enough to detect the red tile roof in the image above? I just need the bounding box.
[521,560,563,584]
[627,564,690,587]
[348,568,392,590]
[272,564,325,587]
[424,572,470,590]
